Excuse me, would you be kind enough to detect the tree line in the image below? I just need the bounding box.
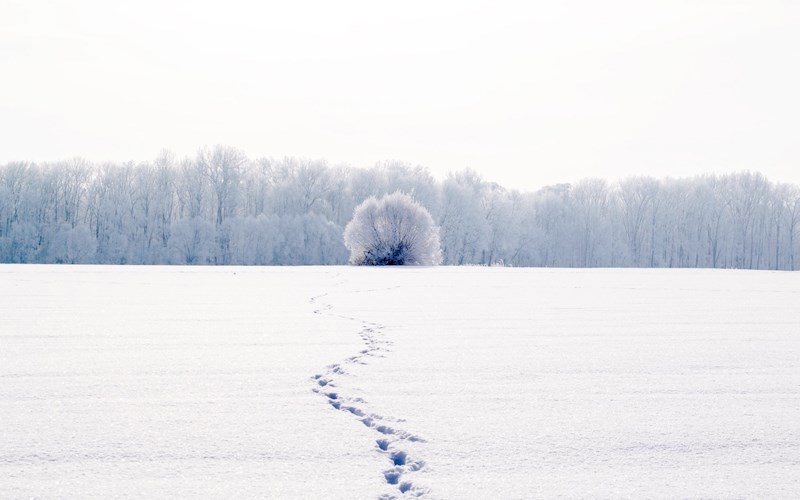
[1,145,799,269]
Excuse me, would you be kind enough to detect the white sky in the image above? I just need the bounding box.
[1,0,799,191]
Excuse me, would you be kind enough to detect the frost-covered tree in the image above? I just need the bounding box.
[344,192,441,266]
[438,172,488,265]
[168,216,215,264]
[197,145,246,226]
[3,150,800,269]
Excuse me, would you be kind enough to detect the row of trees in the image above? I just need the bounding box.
[1,146,799,269]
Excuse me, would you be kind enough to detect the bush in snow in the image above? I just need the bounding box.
[343,192,442,266]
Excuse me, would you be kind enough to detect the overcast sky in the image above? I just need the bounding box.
[2,0,799,191]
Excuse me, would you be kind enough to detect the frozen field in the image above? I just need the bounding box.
[1,266,799,498]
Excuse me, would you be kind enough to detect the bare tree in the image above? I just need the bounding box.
[196,145,247,226]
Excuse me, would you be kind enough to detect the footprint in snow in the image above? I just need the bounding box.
[310,289,429,497]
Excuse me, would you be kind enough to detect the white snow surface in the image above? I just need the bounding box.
[1,265,799,498]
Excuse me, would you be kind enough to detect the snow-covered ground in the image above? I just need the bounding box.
[1,266,799,498]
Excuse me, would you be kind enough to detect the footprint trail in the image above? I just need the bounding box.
[310,290,429,498]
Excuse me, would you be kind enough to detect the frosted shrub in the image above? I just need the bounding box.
[344,192,442,266]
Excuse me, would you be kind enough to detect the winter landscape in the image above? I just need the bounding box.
[4,1,800,498]
[2,265,799,498]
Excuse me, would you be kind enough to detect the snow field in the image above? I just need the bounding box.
[2,266,799,498]
[322,267,800,498]
[0,267,383,498]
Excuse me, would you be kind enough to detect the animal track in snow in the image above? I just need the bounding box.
[390,451,407,466]
[310,289,429,498]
